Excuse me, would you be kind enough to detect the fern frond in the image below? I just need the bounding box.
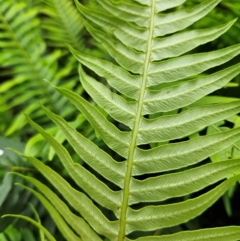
[130,226,240,241]
[17,183,83,241]
[19,0,240,240]
[37,0,84,50]
[15,174,102,241]
[0,0,79,135]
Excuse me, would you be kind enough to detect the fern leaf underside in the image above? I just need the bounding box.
[18,0,240,241]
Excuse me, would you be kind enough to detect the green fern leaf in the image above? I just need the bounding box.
[37,0,84,50]
[0,0,81,135]
[16,0,240,240]
[15,174,102,241]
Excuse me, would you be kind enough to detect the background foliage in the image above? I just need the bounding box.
[0,0,240,240]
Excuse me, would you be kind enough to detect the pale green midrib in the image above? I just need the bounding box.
[117,1,156,240]
[0,12,56,112]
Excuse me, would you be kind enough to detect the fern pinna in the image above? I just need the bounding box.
[7,0,240,240]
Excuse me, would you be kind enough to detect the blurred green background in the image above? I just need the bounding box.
[0,0,240,240]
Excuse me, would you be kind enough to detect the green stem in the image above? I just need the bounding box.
[10,166,37,172]
[118,1,156,240]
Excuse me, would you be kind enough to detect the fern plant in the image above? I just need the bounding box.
[0,0,84,136]
[4,0,240,240]
[0,0,85,238]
